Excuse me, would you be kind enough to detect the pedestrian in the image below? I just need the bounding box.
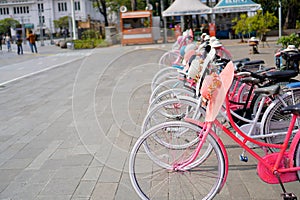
[27,30,38,53]
[16,31,23,55]
[5,33,11,52]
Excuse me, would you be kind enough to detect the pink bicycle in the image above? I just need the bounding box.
[129,62,300,200]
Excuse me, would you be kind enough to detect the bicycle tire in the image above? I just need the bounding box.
[159,51,181,67]
[261,90,300,152]
[294,139,300,180]
[149,87,195,108]
[152,70,181,92]
[144,96,203,132]
[129,121,226,200]
[151,67,179,91]
[149,79,186,104]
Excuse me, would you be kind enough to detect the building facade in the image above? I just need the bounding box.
[0,0,103,36]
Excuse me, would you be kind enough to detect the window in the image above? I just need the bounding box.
[38,3,44,12]
[13,6,29,14]
[75,1,80,11]
[39,15,45,24]
[58,2,67,12]
[0,7,9,15]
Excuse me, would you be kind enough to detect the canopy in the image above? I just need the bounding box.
[162,0,212,17]
[213,0,261,13]
[121,11,152,19]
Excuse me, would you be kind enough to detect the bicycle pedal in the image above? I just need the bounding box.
[239,154,248,162]
[281,193,297,200]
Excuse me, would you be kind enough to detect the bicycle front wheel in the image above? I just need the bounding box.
[129,121,226,200]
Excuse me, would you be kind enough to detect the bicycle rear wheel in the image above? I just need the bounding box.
[129,121,226,200]
[149,88,195,109]
[262,91,300,152]
[150,79,186,104]
[294,139,300,180]
[151,67,179,91]
[159,51,181,67]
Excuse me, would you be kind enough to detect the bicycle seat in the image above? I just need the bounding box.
[264,70,298,80]
[280,102,300,116]
[254,85,280,96]
[243,60,265,66]
[237,60,265,72]
[233,58,250,64]
[240,77,261,84]
[286,81,300,89]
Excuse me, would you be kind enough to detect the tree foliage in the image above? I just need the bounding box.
[253,0,300,29]
[232,14,249,36]
[232,11,278,39]
[277,33,300,48]
[0,18,20,35]
[53,16,69,29]
[247,11,278,37]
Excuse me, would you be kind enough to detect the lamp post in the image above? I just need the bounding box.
[278,0,282,38]
[160,0,167,43]
[49,17,54,44]
[38,9,44,46]
[21,16,26,44]
[70,0,77,40]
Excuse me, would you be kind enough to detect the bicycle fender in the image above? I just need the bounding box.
[288,129,300,167]
[207,122,229,192]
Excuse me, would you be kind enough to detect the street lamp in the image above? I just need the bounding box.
[20,16,26,44]
[70,0,77,40]
[278,0,282,38]
[38,9,45,46]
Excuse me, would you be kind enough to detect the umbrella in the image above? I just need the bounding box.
[213,0,261,13]
[162,0,212,17]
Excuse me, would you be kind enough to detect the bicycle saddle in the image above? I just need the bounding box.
[243,60,265,66]
[240,77,261,85]
[253,85,280,96]
[264,70,298,80]
[280,102,300,116]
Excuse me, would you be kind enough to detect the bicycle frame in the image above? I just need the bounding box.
[183,95,300,186]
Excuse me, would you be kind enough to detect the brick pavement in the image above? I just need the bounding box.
[0,38,299,200]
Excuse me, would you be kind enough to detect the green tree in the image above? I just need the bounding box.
[282,0,300,29]
[248,10,278,38]
[233,11,278,41]
[254,0,300,29]
[232,14,249,42]
[53,16,69,29]
[0,18,20,35]
[90,0,109,26]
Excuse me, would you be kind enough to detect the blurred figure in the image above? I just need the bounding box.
[5,33,11,52]
[27,30,38,53]
[16,31,23,55]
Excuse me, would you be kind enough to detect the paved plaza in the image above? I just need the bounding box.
[0,37,299,200]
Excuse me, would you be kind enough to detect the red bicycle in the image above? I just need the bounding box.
[129,61,300,200]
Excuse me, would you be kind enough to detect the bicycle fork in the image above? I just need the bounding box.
[173,122,212,171]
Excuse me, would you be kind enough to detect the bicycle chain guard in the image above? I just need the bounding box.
[257,152,298,184]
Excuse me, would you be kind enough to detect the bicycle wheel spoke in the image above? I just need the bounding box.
[129,121,225,200]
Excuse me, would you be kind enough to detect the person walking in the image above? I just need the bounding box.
[16,31,23,55]
[5,33,11,52]
[27,30,38,53]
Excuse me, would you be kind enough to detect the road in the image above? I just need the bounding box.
[0,39,299,200]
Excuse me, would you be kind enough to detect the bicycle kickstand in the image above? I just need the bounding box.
[275,173,298,200]
[239,150,248,162]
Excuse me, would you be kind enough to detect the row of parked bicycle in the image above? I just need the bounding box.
[129,30,300,200]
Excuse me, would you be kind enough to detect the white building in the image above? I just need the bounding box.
[0,0,103,36]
